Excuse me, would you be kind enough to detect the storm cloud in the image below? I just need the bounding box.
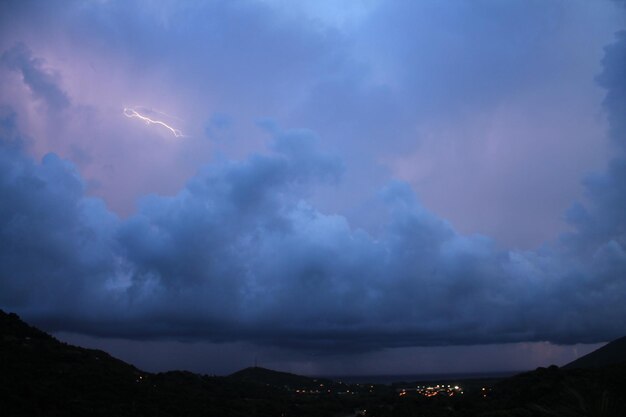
[2,104,626,351]
[0,0,625,359]
[1,43,70,111]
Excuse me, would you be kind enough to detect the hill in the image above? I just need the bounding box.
[563,336,626,369]
[0,310,318,416]
[0,310,362,416]
[0,310,149,415]
[482,364,626,416]
[229,366,332,389]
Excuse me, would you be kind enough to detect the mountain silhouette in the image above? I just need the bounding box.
[0,309,324,416]
[229,366,331,389]
[563,336,626,369]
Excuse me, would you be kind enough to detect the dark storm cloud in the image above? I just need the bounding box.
[0,0,625,353]
[1,43,70,110]
[1,108,625,351]
[0,117,116,318]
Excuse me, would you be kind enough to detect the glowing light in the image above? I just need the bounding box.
[123,107,184,137]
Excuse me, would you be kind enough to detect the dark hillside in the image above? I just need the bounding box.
[1,310,147,416]
[0,310,294,416]
[229,366,332,389]
[479,364,626,416]
[563,336,626,370]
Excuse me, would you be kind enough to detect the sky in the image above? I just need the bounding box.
[0,0,625,376]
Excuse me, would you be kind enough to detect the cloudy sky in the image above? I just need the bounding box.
[1,0,625,376]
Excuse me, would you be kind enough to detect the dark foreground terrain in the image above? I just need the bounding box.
[1,310,625,416]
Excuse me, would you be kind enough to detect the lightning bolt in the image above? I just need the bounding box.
[123,107,184,137]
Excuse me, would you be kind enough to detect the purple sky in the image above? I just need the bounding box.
[1,0,625,376]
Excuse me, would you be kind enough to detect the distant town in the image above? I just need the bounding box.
[398,383,463,397]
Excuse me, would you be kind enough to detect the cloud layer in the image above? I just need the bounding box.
[1,80,625,351]
[0,0,625,354]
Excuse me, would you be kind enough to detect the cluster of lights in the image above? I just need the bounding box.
[294,383,330,394]
[399,384,463,398]
[295,389,322,394]
[295,388,361,395]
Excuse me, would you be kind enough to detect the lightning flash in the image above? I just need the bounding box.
[123,107,184,137]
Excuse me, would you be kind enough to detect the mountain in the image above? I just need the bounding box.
[480,337,626,416]
[563,336,626,369]
[0,310,305,416]
[229,366,331,389]
[0,310,357,417]
[482,364,626,416]
[1,310,149,416]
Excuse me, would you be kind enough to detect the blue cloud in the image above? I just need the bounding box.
[1,114,625,350]
[1,43,70,111]
[0,0,624,354]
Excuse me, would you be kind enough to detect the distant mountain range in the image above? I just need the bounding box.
[2,309,626,416]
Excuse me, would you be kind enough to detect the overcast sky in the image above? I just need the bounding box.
[1,0,625,376]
